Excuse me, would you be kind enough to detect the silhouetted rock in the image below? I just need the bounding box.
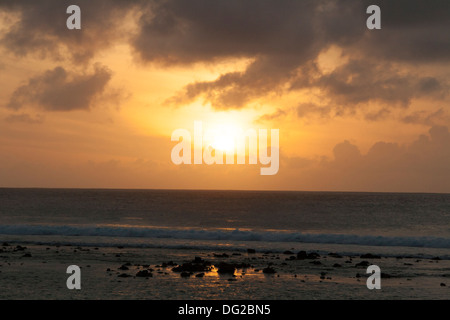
[180,272,192,277]
[117,273,131,278]
[263,267,276,274]
[333,263,342,268]
[440,283,446,287]
[307,252,320,259]
[247,249,256,254]
[136,270,153,277]
[191,257,210,266]
[22,253,32,257]
[286,256,296,261]
[161,261,177,268]
[328,253,343,258]
[355,261,371,267]
[283,250,294,255]
[118,265,129,270]
[172,259,212,273]
[216,262,236,274]
[297,251,320,260]
[213,253,229,258]
[196,273,205,278]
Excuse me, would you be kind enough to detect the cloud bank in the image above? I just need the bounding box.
[1,0,449,115]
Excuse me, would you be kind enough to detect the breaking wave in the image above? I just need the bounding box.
[0,224,449,249]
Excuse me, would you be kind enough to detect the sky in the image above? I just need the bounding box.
[0,0,449,193]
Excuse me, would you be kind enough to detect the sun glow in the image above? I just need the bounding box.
[209,124,241,152]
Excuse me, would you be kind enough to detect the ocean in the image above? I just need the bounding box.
[0,188,449,299]
[0,188,449,256]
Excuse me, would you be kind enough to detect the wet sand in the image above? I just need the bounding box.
[0,242,448,299]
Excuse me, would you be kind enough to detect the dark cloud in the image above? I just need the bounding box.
[314,60,447,108]
[1,0,449,114]
[317,61,410,107]
[150,0,363,108]
[359,0,450,62]
[142,0,448,111]
[289,59,448,120]
[0,0,141,63]
[166,55,302,109]
[7,64,112,111]
[133,0,319,64]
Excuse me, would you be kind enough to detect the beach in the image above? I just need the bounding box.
[0,241,449,300]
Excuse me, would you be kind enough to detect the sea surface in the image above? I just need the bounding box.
[0,188,449,258]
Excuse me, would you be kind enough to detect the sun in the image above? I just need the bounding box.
[209,124,240,152]
[212,135,235,152]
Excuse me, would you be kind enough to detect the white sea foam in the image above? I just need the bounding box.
[0,224,449,249]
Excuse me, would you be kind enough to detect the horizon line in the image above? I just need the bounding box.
[0,186,448,196]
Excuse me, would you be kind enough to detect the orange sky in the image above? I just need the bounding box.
[0,1,449,193]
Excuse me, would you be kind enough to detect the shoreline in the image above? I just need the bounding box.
[1,233,450,261]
